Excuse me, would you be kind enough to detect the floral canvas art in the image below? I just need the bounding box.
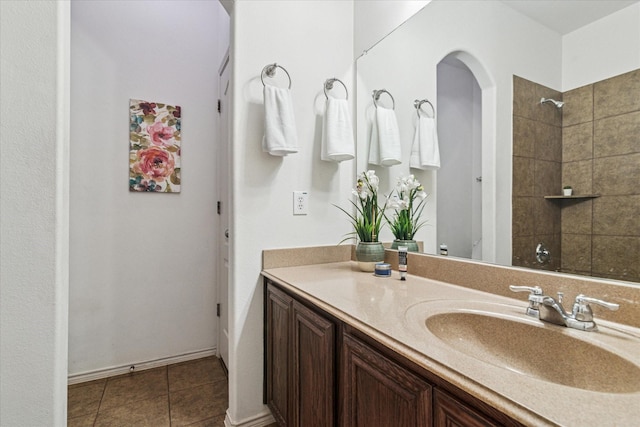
[129,99,181,192]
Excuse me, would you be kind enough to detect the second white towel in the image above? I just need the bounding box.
[321,97,354,162]
[262,85,299,156]
[410,116,440,170]
[368,107,402,167]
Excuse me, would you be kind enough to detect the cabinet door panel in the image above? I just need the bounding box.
[342,334,431,427]
[292,300,335,427]
[266,285,292,426]
[434,389,499,427]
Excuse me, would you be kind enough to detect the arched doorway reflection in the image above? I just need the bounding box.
[436,54,483,260]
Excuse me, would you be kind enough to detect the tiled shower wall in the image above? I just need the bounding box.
[562,69,639,282]
[513,70,640,283]
[512,76,563,272]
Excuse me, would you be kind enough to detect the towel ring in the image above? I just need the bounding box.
[372,89,395,110]
[414,99,435,118]
[324,78,348,100]
[261,63,292,89]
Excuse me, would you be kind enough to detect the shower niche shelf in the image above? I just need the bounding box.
[544,194,600,201]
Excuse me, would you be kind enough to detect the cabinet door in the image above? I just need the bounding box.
[434,389,500,427]
[266,284,293,426]
[292,300,335,427]
[342,333,432,427]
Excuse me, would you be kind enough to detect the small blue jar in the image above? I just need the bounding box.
[374,262,392,277]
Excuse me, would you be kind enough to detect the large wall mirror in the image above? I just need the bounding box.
[355,0,639,284]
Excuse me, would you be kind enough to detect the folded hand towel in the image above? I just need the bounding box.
[262,85,298,156]
[368,107,402,167]
[321,97,355,162]
[410,116,440,170]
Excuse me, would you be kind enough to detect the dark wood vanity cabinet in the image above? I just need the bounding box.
[265,279,521,427]
[341,332,432,427]
[291,298,335,426]
[265,284,292,425]
[434,389,500,427]
[265,283,335,427]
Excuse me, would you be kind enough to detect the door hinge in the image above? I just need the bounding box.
[217,99,221,114]
[217,201,221,215]
[216,303,221,317]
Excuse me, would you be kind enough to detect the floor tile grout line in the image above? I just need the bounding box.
[92,378,107,427]
[96,366,172,411]
[167,365,173,427]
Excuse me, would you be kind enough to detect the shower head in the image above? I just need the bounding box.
[540,97,564,108]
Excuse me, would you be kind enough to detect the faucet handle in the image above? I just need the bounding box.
[509,285,543,295]
[575,294,619,311]
[509,285,543,301]
[509,285,543,317]
[571,294,619,322]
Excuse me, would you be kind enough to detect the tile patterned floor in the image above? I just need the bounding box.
[68,356,228,427]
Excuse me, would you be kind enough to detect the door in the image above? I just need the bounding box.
[217,50,230,369]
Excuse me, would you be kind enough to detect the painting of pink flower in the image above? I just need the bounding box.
[133,146,175,182]
[147,121,176,146]
[129,99,181,192]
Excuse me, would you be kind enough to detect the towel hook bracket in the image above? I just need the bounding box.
[261,63,292,89]
[372,89,395,110]
[324,78,348,100]
[264,64,277,78]
[414,99,435,118]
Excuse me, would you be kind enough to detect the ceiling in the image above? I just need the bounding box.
[500,0,639,34]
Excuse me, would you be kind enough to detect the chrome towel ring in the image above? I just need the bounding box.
[372,89,395,109]
[324,78,348,100]
[414,99,435,118]
[261,63,292,89]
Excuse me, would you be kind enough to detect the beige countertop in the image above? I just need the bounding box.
[262,260,640,427]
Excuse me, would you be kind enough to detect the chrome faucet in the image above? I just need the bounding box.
[509,285,544,318]
[509,286,619,331]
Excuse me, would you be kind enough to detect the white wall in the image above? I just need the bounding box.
[69,0,228,376]
[229,0,355,423]
[562,2,640,91]
[0,1,70,425]
[356,0,563,264]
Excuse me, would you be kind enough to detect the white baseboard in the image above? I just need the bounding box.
[224,408,275,427]
[67,347,217,385]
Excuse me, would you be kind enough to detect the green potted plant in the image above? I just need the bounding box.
[385,174,427,252]
[563,185,573,196]
[335,170,386,271]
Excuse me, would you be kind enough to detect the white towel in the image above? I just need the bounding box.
[410,116,440,170]
[262,85,298,156]
[321,97,354,162]
[368,107,402,166]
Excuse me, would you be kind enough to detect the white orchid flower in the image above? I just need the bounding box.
[386,195,400,209]
[365,170,379,190]
[387,195,402,209]
[340,170,384,243]
[385,174,429,240]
